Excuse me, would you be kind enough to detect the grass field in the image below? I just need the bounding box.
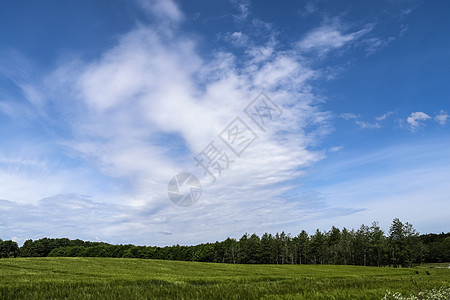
[1,258,449,299]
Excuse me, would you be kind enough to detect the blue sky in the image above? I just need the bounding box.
[0,0,449,246]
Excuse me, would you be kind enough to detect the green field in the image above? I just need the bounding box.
[1,258,449,299]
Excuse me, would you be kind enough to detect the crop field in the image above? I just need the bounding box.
[0,258,449,299]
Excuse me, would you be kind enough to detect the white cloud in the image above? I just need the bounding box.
[136,0,183,23]
[329,146,343,153]
[1,0,446,245]
[376,111,394,121]
[298,22,373,55]
[0,1,339,245]
[355,120,381,129]
[340,112,359,120]
[435,110,448,125]
[230,0,250,22]
[340,113,380,129]
[0,149,117,207]
[406,111,430,129]
[222,31,250,47]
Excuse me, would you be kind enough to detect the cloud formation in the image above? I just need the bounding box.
[0,0,338,245]
[136,0,184,23]
[340,113,381,129]
[1,0,447,246]
[406,112,431,129]
[376,111,394,121]
[298,22,373,55]
[435,110,448,125]
[230,0,250,22]
[342,110,449,131]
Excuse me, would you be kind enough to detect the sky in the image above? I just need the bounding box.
[0,0,449,246]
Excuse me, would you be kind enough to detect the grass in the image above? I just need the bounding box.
[0,258,449,299]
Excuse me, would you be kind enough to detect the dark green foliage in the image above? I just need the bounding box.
[19,238,100,257]
[420,233,450,263]
[0,239,19,258]
[2,219,449,267]
[388,218,423,267]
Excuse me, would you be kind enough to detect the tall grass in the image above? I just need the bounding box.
[1,258,449,299]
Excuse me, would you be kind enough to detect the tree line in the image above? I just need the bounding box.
[1,218,449,267]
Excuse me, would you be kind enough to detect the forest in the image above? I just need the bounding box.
[1,218,449,267]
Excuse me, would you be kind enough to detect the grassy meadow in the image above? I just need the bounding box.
[0,258,449,299]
